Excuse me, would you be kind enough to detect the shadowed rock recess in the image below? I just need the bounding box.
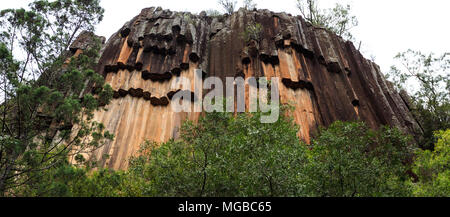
[70,7,423,169]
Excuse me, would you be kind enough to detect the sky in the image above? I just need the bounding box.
[2,0,450,74]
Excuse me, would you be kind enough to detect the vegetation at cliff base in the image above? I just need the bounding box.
[410,129,450,197]
[125,115,416,197]
[130,109,307,197]
[14,109,445,197]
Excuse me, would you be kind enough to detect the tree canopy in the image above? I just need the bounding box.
[0,0,112,196]
[387,50,450,150]
[296,0,358,41]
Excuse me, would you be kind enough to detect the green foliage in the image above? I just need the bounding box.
[387,50,450,150]
[296,0,358,41]
[17,162,126,197]
[0,0,112,196]
[410,129,450,197]
[242,22,262,43]
[129,108,308,197]
[183,13,196,26]
[124,113,414,197]
[304,121,414,197]
[11,116,428,197]
[1,1,445,197]
[0,43,19,79]
[0,0,104,83]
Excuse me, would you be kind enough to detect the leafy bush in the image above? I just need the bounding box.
[129,109,308,197]
[11,110,434,197]
[304,121,415,197]
[410,129,450,197]
[127,114,415,197]
[242,22,262,43]
[387,50,450,150]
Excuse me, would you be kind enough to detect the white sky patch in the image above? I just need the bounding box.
[2,0,449,74]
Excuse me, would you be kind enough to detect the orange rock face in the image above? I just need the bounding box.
[70,7,422,170]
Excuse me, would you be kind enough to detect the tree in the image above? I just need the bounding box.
[243,0,257,11]
[7,115,419,197]
[0,0,112,196]
[126,113,414,197]
[218,0,237,15]
[128,108,309,197]
[387,50,450,150]
[297,0,321,25]
[242,22,262,43]
[304,121,414,197]
[296,0,358,41]
[410,129,450,197]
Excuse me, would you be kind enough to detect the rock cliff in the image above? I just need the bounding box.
[70,7,423,169]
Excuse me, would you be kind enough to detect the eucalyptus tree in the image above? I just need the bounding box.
[0,0,113,196]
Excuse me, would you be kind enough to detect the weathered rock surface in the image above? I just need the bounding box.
[71,7,423,170]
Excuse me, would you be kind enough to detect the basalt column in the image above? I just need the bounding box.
[71,7,422,170]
